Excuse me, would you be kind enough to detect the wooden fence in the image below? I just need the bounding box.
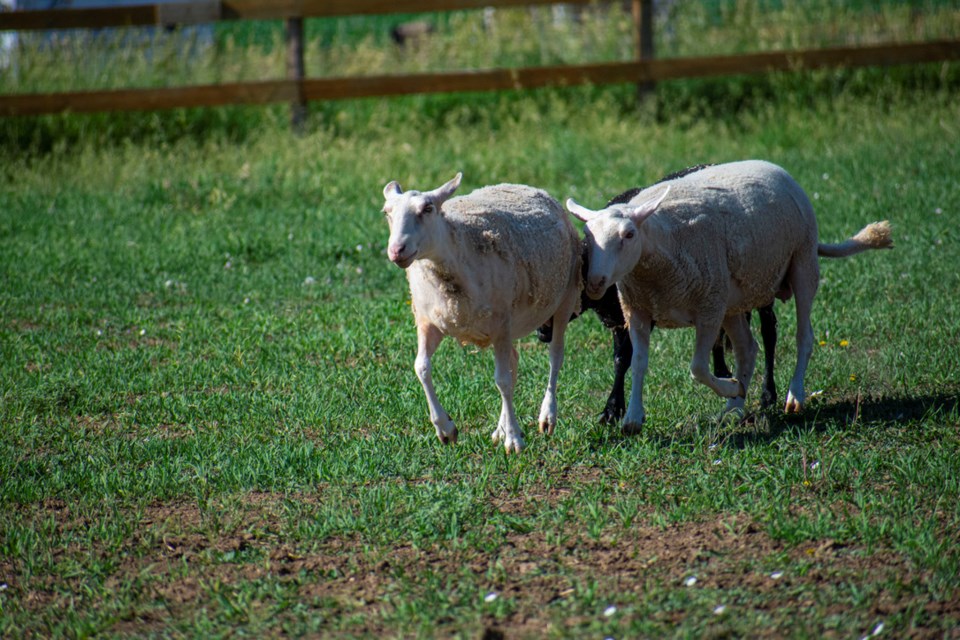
[1,0,959,125]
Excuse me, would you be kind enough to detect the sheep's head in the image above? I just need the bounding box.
[567,186,669,299]
[382,173,462,269]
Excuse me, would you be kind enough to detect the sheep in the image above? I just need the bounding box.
[539,165,781,424]
[382,173,582,453]
[566,160,892,432]
[390,20,435,47]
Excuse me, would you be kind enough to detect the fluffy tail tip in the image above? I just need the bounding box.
[855,220,893,250]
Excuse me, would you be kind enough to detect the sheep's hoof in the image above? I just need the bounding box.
[622,419,645,436]
[784,393,804,414]
[503,437,525,454]
[598,404,624,426]
[760,389,777,409]
[721,404,745,425]
[538,418,555,436]
[438,426,458,445]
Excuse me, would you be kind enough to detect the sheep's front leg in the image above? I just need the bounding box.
[622,309,652,435]
[690,315,743,399]
[720,313,758,417]
[415,322,457,445]
[491,345,518,445]
[491,339,524,453]
[600,326,632,425]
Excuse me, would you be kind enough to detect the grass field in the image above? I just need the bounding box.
[3,5,960,638]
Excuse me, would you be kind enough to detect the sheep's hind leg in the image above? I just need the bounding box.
[492,341,524,453]
[415,322,457,445]
[690,315,744,399]
[539,308,572,435]
[720,313,758,418]
[758,304,778,408]
[785,261,818,413]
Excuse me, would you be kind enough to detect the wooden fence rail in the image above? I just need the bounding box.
[1,1,958,122]
[1,0,595,30]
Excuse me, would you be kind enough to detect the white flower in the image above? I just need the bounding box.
[934,208,942,215]
[356,244,364,252]
[713,459,722,466]
[872,622,884,636]
[810,461,820,470]
[139,329,146,336]
[821,173,830,180]
[304,276,316,286]
[713,605,727,615]
[770,571,784,579]
[684,576,697,587]
[603,605,618,617]
[484,591,498,603]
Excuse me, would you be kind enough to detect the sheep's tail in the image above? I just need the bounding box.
[818,220,893,258]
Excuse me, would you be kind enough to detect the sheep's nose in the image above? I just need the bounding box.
[587,276,607,298]
[388,242,406,262]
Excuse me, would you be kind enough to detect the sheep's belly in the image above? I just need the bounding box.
[650,308,697,329]
[725,278,780,316]
[422,298,497,348]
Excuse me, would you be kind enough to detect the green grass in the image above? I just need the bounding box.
[2,4,960,637]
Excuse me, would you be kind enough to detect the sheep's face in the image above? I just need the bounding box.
[382,173,462,269]
[567,187,669,300]
[579,212,643,299]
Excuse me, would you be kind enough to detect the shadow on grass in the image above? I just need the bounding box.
[584,389,960,451]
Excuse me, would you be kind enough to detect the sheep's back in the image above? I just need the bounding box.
[443,184,581,308]
[627,161,818,315]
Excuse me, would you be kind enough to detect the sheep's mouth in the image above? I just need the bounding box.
[392,252,418,269]
[585,284,606,300]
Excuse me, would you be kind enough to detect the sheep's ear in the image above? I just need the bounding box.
[627,186,669,225]
[429,172,462,206]
[383,180,402,200]
[566,198,599,222]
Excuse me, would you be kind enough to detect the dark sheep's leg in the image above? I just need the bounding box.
[758,304,778,408]
[712,330,733,379]
[536,321,553,344]
[600,325,632,425]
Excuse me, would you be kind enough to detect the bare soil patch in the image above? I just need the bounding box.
[6,487,958,638]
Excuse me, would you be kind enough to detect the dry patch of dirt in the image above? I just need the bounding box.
[5,488,958,638]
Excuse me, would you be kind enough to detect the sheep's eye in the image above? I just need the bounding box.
[624,230,635,240]
[421,203,434,215]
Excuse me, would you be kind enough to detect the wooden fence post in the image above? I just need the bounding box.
[285,16,307,133]
[632,0,655,99]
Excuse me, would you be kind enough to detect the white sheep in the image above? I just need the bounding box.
[382,173,582,453]
[566,160,892,431]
